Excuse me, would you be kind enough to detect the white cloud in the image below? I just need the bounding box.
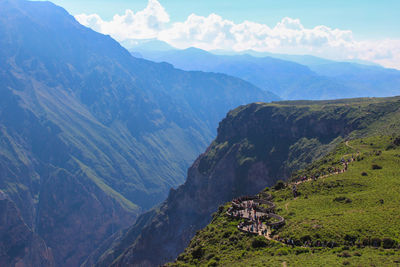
[158,14,355,53]
[75,0,400,69]
[75,0,169,40]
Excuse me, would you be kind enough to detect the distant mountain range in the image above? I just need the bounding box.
[130,40,400,100]
[0,0,277,265]
[2,1,400,266]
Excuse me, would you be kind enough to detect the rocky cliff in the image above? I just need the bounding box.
[0,0,276,265]
[170,135,400,266]
[0,191,54,267]
[95,96,400,266]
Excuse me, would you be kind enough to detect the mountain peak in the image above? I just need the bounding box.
[0,0,277,265]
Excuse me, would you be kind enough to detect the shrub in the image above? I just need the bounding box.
[276,248,289,256]
[372,164,382,170]
[328,241,338,248]
[343,261,350,265]
[177,254,186,262]
[251,236,267,248]
[300,235,312,243]
[344,234,358,244]
[207,259,218,266]
[362,238,370,246]
[294,247,310,255]
[206,253,215,260]
[394,137,400,146]
[361,172,368,176]
[229,236,238,243]
[334,197,346,202]
[273,180,285,190]
[191,246,204,259]
[334,197,352,203]
[223,231,232,238]
[386,144,395,150]
[382,238,396,249]
[371,238,382,247]
[337,251,351,258]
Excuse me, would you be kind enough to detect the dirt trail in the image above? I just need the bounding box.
[228,140,361,250]
[345,141,361,154]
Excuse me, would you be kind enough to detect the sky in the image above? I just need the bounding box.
[41,0,400,69]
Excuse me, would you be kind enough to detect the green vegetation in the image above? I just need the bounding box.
[100,97,400,266]
[170,135,400,266]
[199,96,400,181]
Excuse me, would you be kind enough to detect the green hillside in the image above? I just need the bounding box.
[0,0,278,265]
[98,96,400,266]
[169,134,400,266]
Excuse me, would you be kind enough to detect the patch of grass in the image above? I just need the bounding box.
[169,136,400,266]
[276,137,400,248]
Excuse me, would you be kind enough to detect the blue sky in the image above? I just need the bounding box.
[38,0,400,69]
[43,0,400,40]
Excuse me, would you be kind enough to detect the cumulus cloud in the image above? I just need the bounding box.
[76,0,169,40]
[158,15,354,53]
[75,0,400,69]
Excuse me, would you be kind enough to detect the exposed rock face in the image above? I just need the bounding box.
[36,169,137,266]
[0,191,54,267]
[96,97,400,266]
[0,0,276,265]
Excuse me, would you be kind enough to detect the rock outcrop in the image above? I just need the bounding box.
[0,191,54,267]
[0,0,276,265]
[95,97,400,266]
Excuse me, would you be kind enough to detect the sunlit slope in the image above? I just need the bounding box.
[170,136,400,266]
[98,96,400,266]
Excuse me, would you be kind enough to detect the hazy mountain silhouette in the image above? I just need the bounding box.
[135,46,400,100]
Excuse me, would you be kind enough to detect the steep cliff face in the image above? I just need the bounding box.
[36,168,137,267]
[169,135,400,266]
[97,97,400,266]
[0,191,54,267]
[0,0,277,265]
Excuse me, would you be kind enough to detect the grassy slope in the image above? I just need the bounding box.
[201,97,400,178]
[170,135,400,266]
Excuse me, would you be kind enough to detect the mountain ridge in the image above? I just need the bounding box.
[134,46,400,100]
[0,0,277,265]
[169,134,400,266]
[95,96,400,266]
